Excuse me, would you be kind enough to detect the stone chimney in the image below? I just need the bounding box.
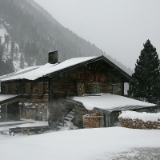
[48,51,58,64]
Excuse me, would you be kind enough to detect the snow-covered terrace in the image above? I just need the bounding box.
[1,56,97,81]
[71,93,156,112]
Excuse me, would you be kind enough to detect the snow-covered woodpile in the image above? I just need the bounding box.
[118,111,160,129]
[83,113,100,128]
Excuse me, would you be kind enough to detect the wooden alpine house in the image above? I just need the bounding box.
[0,51,156,128]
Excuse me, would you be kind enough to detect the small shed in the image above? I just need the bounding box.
[68,93,157,128]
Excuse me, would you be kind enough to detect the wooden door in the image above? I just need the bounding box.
[113,85,118,94]
[77,83,85,96]
[93,84,100,93]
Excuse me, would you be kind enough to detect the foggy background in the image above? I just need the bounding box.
[34,0,160,70]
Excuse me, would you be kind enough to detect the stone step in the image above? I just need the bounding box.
[67,114,74,117]
[65,116,74,120]
[64,118,70,121]
[66,115,73,118]
[58,122,63,125]
[69,111,75,115]
[58,123,63,127]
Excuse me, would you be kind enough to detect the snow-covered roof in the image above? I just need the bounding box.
[1,56,97,81]
[0,66,39,80]
[0,94,18,103]
[71,93,156,111]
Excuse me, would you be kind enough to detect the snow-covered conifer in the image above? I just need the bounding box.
[129,39,160,103]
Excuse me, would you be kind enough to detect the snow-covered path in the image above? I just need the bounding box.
[0,127,160,160]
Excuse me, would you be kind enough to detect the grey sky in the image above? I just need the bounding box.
[34,0,160,69]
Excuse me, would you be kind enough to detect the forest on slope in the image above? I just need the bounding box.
[0,0,133,75]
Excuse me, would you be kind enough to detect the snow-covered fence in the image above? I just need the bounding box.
[118,111,160,129]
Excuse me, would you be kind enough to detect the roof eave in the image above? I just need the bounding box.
[47,55,133,82]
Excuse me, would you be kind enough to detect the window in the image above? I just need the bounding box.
[112,84,118,94]
[93,84,100,93]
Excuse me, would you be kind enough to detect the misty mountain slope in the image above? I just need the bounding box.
[0,0,133,75]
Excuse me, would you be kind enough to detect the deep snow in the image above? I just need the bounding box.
[0,127,160,160]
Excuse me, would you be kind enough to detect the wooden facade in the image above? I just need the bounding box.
[48,58,130,127]
[1,78,49,121]
[1,53,132,124]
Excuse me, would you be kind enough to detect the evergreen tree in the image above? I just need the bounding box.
[0,44,6,75]
[5,58,15,74]
[0,36,1,46]
[11,41,15,60]
[15,46,19,60]
[20,54,25,69]
[128,39,160,103]
[0,44,4,76]
[24,41,32,66]
[0,44,3,62]
[0,44,15,75]
[4,34,9,50]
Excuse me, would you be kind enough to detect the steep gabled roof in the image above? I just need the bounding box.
[1,55,132,82]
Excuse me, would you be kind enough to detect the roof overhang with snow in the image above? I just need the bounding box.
[1,55,133,82]
[0,94,20,105]
[68,93,156,112]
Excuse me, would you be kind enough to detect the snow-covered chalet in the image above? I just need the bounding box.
[0,51,157,128]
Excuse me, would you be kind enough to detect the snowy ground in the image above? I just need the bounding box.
[0,127,160,160]
[111,148,160,160]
